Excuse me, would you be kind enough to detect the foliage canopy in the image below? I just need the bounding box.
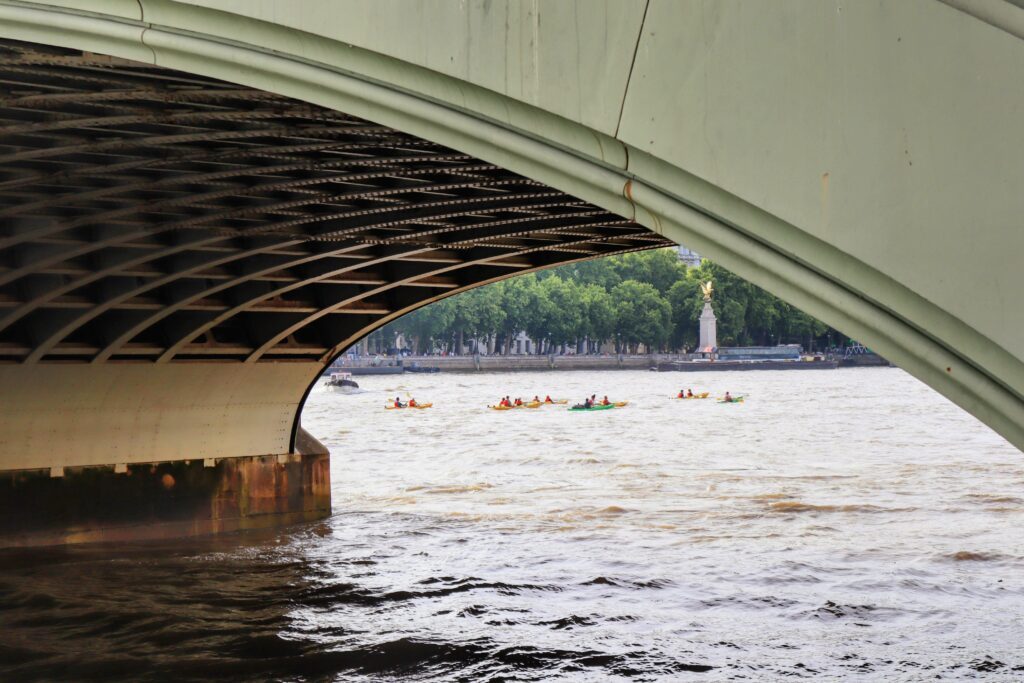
[373,249,831,354]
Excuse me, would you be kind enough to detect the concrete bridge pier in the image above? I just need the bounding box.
[0,448,330,548]
[0,365,332,547]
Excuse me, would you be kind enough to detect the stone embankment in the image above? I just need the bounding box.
[336,354,670,374]
[331,352,891,375]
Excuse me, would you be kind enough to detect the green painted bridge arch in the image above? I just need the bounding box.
[0,0,1021,543]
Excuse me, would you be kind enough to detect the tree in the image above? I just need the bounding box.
[667,277,701,350]
[520,277,557,354]
[539,276,582,350]
[463,285,506,353]
[499,275,535,354]
[580,283,615,352]
[610,279,672,352]
[387,298,455,353]
[612,249,686,294]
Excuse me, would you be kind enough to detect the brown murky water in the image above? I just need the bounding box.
[2,368,1022,680]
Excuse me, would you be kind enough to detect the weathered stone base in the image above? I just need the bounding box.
[0,439,331,548]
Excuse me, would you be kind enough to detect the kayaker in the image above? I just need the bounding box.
[724,391,733,403]
[544,395,553,403]
[408,398,417,407]
[602,395,610,405]
[393,397,403,408]
[514,397,523,406]
[532,395,540,403]
[583,397,593,409]
[687,389,694,398]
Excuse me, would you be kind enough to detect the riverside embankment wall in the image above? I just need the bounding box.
[340,355,673,373]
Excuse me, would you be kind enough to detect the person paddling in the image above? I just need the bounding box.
[532,395,540,403]
[602,395,611,406]
[408,397,417,407]
[583,396,593,409]
[724,391,734,403]
[544,395,553,403]
[394,396,404,408]
[687,389,694,398]
[677,389,685,398]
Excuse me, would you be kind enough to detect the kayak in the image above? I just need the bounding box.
[488,404,515,411]
[675,392,710,399]
[568,401,626,411]
[385,402,433,410]
[717,397,744,404]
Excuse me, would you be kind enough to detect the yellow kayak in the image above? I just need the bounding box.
[676,392,710,399]
[613,401,629,408]
[385,402,433,410]
[488,404,515,411]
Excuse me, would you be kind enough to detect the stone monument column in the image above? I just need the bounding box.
[698,281,717,355]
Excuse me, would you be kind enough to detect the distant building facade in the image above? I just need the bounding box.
[676,246,701,268]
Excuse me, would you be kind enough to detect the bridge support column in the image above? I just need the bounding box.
[0,363,331,547]
[0,428,330,548]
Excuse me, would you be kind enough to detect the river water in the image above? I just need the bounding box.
[1,368,1022,681]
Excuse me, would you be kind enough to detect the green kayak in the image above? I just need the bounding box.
[569,403,616,411]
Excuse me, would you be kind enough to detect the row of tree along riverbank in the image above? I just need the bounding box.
[367,250,837,357]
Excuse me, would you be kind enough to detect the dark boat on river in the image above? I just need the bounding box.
[325,371,360,391]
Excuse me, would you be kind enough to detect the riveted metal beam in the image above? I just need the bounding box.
[0,38,670,367]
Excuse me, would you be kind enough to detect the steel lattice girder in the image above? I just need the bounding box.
[0,39,670,364]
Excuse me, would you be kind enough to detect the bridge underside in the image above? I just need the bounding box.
[0,39,667,545]
[0,40,666,366]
